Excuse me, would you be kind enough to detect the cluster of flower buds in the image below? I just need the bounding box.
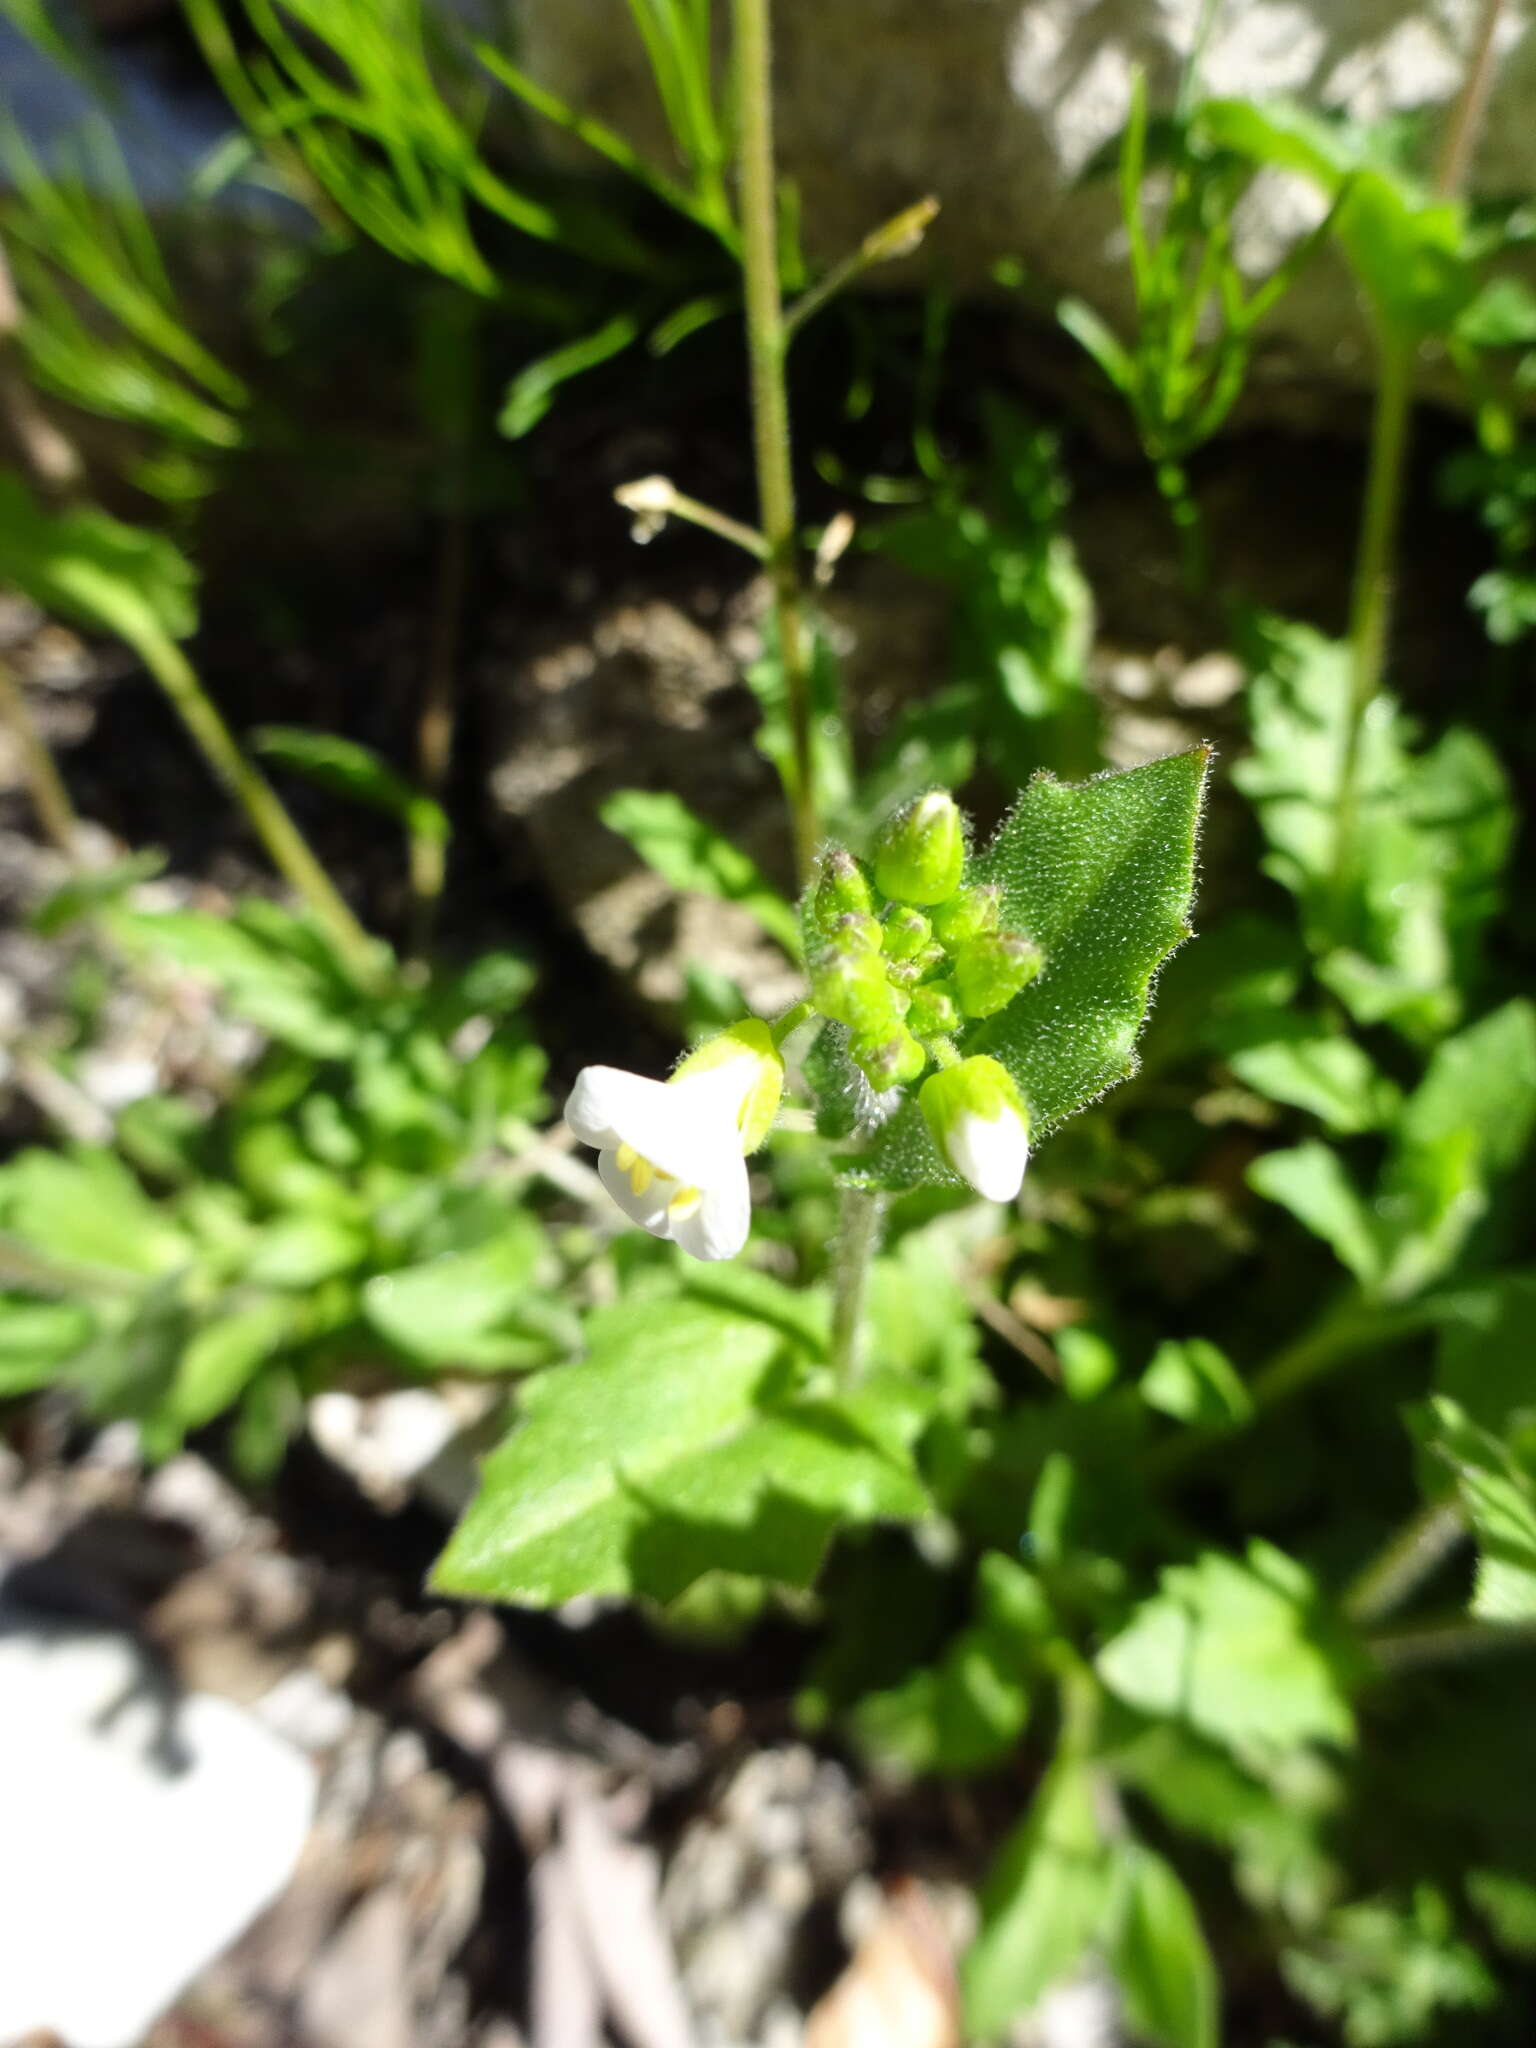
[807,792,1041,1200]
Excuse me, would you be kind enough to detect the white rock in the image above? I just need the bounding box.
[0,1606,316,2048]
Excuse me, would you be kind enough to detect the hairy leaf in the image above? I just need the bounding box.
[432,1297,927,1605]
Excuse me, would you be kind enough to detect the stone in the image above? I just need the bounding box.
[0,1604,315,2048]
[515,0,1528,399]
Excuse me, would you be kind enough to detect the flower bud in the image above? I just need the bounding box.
[852,1028,927,1090]
[829,910,882,957]
[953,933,1044,1019]
[931,882,1001,947]
[882,906,932,962]
[906,980,960,1039]
[872,792,966,907]
[920,1056,1030,1200]
[813,845,874,931]
[811,949,903,1038]
[671,1017,785,1152]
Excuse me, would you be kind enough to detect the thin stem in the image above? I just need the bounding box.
[134,628,378,983]
[1433,0,1505,200]
[1369,1613,1536,1676]
[732,0,818,882]
[1331,329,1413,898]
[615,476,768,559]
[829,1186,884,1389]
[783,197,940,342]
[0,654,80,857]
[1345,1497,1467,1626]
[770,997,814,1047]
[411,495,467,958]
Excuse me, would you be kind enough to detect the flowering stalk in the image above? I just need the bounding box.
[732,0,819,883]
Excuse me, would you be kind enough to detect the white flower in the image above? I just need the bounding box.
[565,1022,783,1262]
[919,1055,1030,1202]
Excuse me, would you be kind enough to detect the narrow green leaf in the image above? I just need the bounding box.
[1141,1338,1253,1430]
[962,1760,1116,2037]
[600,787,801,956]
[1107,1844,1218,2048]
[364,1216,554,1371]
[254,726,449,842]
[172,1298,298,1432]
[0,469,197,648]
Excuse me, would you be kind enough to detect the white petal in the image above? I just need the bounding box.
[948,1107,1028,1202]
[566,1066,668,1150]
[598,1147,676,1237]
[668,1156,752,1261]
[567,1064,739,1186]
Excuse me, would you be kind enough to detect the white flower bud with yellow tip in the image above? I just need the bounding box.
[564,1021,783,1262]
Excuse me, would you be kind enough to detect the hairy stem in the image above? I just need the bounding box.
[1345,1497,1468,1626]
[136,628,378,982]
[829,1186,885,1389]
[1331,329,1413,898]
[0,654,80,858]
[732,0,819,882]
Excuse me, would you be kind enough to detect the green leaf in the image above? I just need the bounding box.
[0,1295,96,1397]
[243,1215,369,1289]
[1141,1338,1253,1430]
[1224,1025,1399,1133]
[0,1146,189,1277]
[599,788,801,956]
[1435,1271,1536,1436]
[29,848,167,938]
[1246,1141,1381,1287]
[364,1217,557,1371]
[253,726,448,843]
[111,906,361,1057]
[171,1298,299,1433]
[851,1552,1052,1776]
[1106,1844,1218,2048]
[0,469,197,648]
[1430,1398,1536,1623]
[1395,999,1536,1183]
[859,749,1209,1189]
[431,1297,927,1606]
[499,312,642,439]
[1235,621,1512,1040]
[962,1759,1117,2037]
[1097,1541,1356,1754]
[1282,1887,1496,2048]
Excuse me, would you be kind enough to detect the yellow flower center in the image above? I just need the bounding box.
[614,1143,702,1218]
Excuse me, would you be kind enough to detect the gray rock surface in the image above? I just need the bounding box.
[517,0,1531,392]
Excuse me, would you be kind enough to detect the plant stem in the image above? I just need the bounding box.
[0,654,80,858]
[1434,0,1506,199]
[1345,1497,1467,1626]
[1331,328,1413,898]
[615,476,769,559]
[135,627,378,983]
[732,0,819,883]
[411,496,466,958]
[783,197,940,342]
[1369,1613,1536,1676]
[829,1186,884,1388]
